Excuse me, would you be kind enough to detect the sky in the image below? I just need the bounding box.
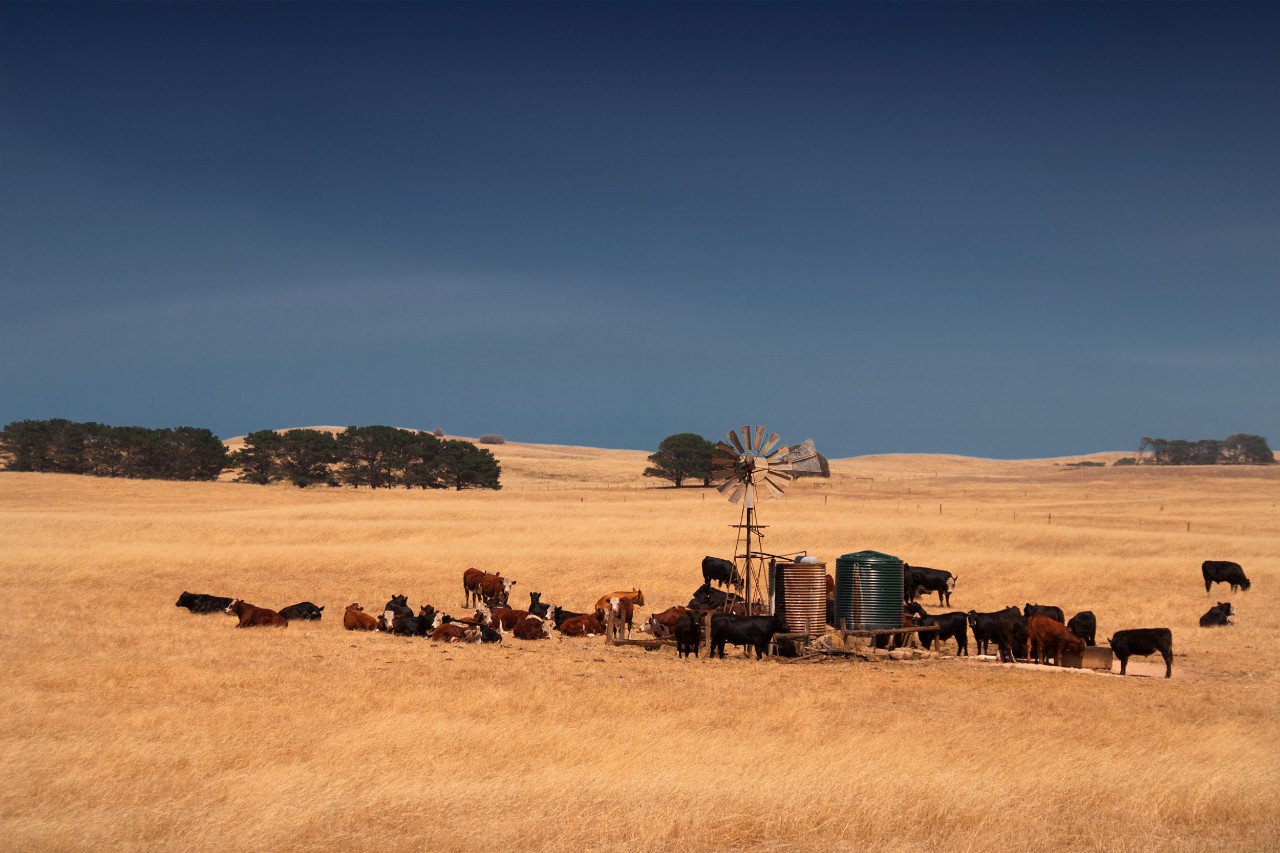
[1,1,1276,459]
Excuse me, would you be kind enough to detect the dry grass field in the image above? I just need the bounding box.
[2,439,1278,851]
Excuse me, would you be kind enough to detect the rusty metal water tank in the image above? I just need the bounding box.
[835,550,904,630]
[772,561,827,636]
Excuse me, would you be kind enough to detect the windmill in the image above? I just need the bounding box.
[710,426,822,614]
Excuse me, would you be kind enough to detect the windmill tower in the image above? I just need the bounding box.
[710,426,821,614]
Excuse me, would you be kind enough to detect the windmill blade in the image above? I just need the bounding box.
[784,438,819,463]
[759,476,786,500]
[713,441,738,459]
[752,426,766,453]
[743,483,756,508]
[764,442,790,462]
[726,482,746,504]
[727,430,745,454]
[740,427,753,453]
[760,433,781,456]
[764,467,793,481]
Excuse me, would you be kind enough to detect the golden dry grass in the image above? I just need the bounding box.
[2,442,1278,851]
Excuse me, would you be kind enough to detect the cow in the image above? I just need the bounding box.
[994,610,1028,663]
[389,605,437,637]
[1023,603,1065,623]
[1109,628,1173,677]
[1202,561,1251,594]
[702,556,743,589]
[1067,611,1096,646]
[343,602,379,631]
[384,595,412,620]
[594,589,645,612]
[527,592,550,618]
[225,600,287,628]
[687,583,744,611]
[1199,602,1234,628]
[1025,614,1085,666]
[487,607,532,632]
[512,615,552,640]
[904,564,957,607]
[430,622,478,642]
[463,568,516,608]
[552,605,592,629]
[559,613,605,636]
[709,613,787,660]
[675,611,703,659]
[912,611,969,656]
[967,607,1020,656]
[646,606,688,638]
[175,592,233,614]
[607,596,634,639]
[278,602,324,621]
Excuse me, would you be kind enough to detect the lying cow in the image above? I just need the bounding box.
[344,602,379,631]
[1199,602,1234,628]
[646,606,688,638]
[512,615,552,640]
[225,599,287,628]
[702,556,743,589]
[176,592,233,614]
[709,613,786,660]
[527,592,550,618]
[278,602,324,621]
[1067,611,1096,646]
[1202,561,1251,594]
[1108,628,1173,678]
[1025,615,1085,666]
[687,583,744,611]
[558,613,604,636]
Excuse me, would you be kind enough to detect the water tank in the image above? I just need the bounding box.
[835,550,904,630]
[772,562,827,637]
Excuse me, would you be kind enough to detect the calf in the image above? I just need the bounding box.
[527,592,550,618]
[225,599,287,628]
[1199,602,1234,628]
[175,592,233,614]
[701,556,743,589]
[1023,603,1064,623]
[1025,614,1085,666]
[278,602,324,621]
[1202,560,1251,594]
[709,614,787,660]
[913,611,969,656]
[594,589,645,612]
[675,611,703,659]
[559,614,605,636]
[904,564,957,607]
[1108,628,1173,678]
[1066,611,1096,646]
[343,602,379,631]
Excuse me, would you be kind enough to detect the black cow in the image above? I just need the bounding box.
[1109,628,1173,678]
[528,592,550,618]
[967,607,1020,656]
[1202,561,1251,594]
[904,564,956,607]
[1023,603,1064,623]
[278,602,324,621]
[688,583,745,611]
[709,614,786,660]
[994,610,1028,662]
[1066,611,1096,646]
[384,595,412,619]
[552,605,591,628]
[175,592,234,614]
[702,556,743,589]
[912,611,969,656]
[1199,602,1234,628]
[674,611,703,659]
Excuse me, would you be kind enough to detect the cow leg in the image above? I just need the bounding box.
[1162,650,1173,679]
[1119,655,1128,676]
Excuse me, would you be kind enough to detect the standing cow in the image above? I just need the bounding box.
[702,556,743,589]
[1109,628,1173,678]
[1201,561,1251,594]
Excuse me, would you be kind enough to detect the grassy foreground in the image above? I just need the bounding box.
[1,443,1277,851]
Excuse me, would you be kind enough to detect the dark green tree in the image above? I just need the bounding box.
[643,433,715,487]
[402,432,444,489]
[277,429,340,487]
[1222,434,1275,465]
[230,430,284,484]
[160,427,227,480]
[338,425,420,488]
[436,439,501,490]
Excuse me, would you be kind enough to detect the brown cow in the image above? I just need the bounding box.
[607,596,635,639]
[226,599,287,628]
[512,615,552,640]
[344,603,379,631]
[645,606,688,638]
[558,614,605,636]
[594,589,645,612]
[463,568,516,608]
[487,607,531,631]
[430,622,479,642]
[1025,614,1085,666]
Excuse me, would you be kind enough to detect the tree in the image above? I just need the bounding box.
[644,433,715,487]
[436,439,501,490]
[338,425,420,488]
[1222,434,1275,465]
[230,430,283,484]
[277,429,340,487]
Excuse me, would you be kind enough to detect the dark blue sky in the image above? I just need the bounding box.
[2,1,1276,458]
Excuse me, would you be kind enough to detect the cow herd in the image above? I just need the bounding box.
[173,557,1253,679]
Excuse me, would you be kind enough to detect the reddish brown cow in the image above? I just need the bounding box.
[606,596,635,639]
[343,603,379,631]
[463,568,515,608]
[430,622,479,642]
[594,589,645,612]
[646,606,688,638]
[512,615,551,640]
[226,599,287,628]
[558,614,605,636]
[1025,614,1086,666]
[488,607,531,631]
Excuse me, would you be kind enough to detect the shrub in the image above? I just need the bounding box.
[478,434,505,445]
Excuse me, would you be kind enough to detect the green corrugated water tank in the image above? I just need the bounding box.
[835,550,904,630]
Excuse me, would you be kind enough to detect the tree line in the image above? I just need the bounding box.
[1137,434,1273,466]
[0,420,502,489]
